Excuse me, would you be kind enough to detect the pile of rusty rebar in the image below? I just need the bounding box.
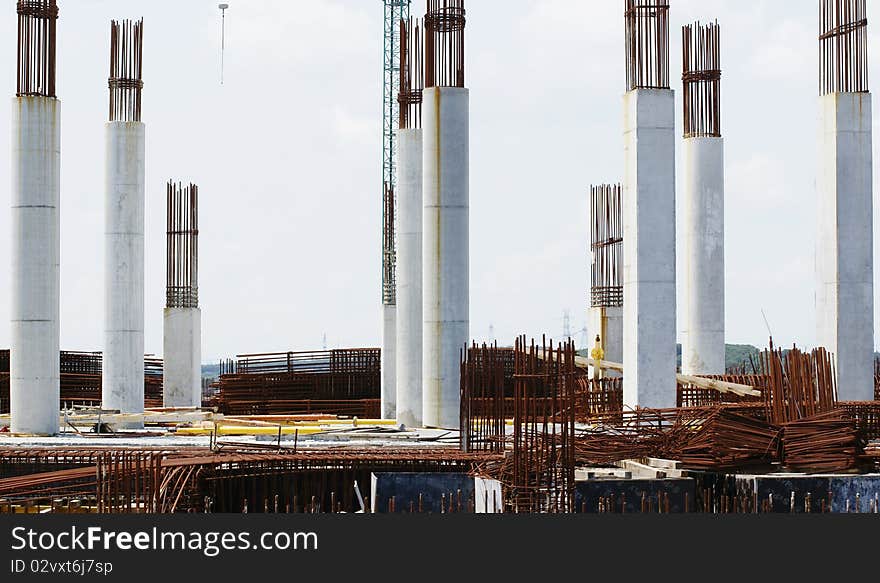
[761,344,837,425]
[782,410,864,473]
[212,349,381,417]
[677,409,780,471]
[0,350,164,413]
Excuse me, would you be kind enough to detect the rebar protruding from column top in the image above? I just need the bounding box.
[590,185,623,309]
[16,0,59,97]
[625,0,670,91]
[399,17,424,130]
[683,21,721,138]
[109,18,144,122]
[166,182,199,309]
[382,181,396,305]
[425,0,465,88]
[820,0,868,95]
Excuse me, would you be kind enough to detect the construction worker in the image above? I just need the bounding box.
[590,335,605,380]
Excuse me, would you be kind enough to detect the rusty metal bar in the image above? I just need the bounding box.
[425,0,465,88]
[109,18,144,122]
[625,0,670,91]
[682,21,721,138]
[820,0,868,95]
[16,0,58,98]
[399,17,424,130]
[590,184,623,308]
[166,182,199,309]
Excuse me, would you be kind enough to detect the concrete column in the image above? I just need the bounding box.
[10,96,60,435]
[622,89,677,409]
[681,136,725,375]
[816,92,874,401]
[395,128,423,427]
[422,87,469,428]
[588,306,623,376]
[103,122,145,421]
[381,305,396,419]
[163,307,201,408]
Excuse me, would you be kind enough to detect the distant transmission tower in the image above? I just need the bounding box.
[382,0,410,306]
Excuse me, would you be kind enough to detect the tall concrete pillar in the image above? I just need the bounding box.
[396,129,423,427]
[103,19,145,423]
[622,89,676,408]
[395,18,424,427]
[681,22,725,376]
[816,91,874,401]
[422,86,468,428]
[422,3,468,428]
[11,2,60,435]
[381,305,396,419]
[816,2,874,402]
[163,182,202,408]
[622,1,676,409]
[682,137,724,375]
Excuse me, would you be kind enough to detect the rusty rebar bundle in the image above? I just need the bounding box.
[820,0,868,95]
[398,18,424,130]
[166,182,199,309]
[382,182,396,305]
[16,0,58,97]
[590,184,623,308]
[682,21,721,138]
[625,0,669,91]
[109,18,144,122]
[425,0,465,88]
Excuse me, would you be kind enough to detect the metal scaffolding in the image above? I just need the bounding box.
[382,0,411,306]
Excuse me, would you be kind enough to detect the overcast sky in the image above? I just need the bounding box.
[1,0,879,362]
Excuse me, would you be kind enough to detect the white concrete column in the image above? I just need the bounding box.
[816,92,874,401]
[10,96,61,435]
[681,136,725,376]
[588,306,623,377]
[103,121,145,421]
[163,307,201,408]
[395,128,423,427]
[622,88,677,409]
[381,305,396,419]
[422,86,469,428]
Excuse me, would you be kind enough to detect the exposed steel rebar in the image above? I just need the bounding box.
[820,0,868,95]
[109,18,144,122]
[398,17,424,130]
[682,21,721,138]
[166,182,199,309]
[625,0,670,91]
[590,184,623,308]
[16,0,58,97]
[425,0,465,88]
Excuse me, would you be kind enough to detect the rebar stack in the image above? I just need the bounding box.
[590,184,623,308]
[682,21,721,137]
[425,0,465,88]
[398,18,424,130]
[819,0,868,95]
[166,182,199,309]
[16,0,58,97]
[625,0,670,91]
[761,344,838,425]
